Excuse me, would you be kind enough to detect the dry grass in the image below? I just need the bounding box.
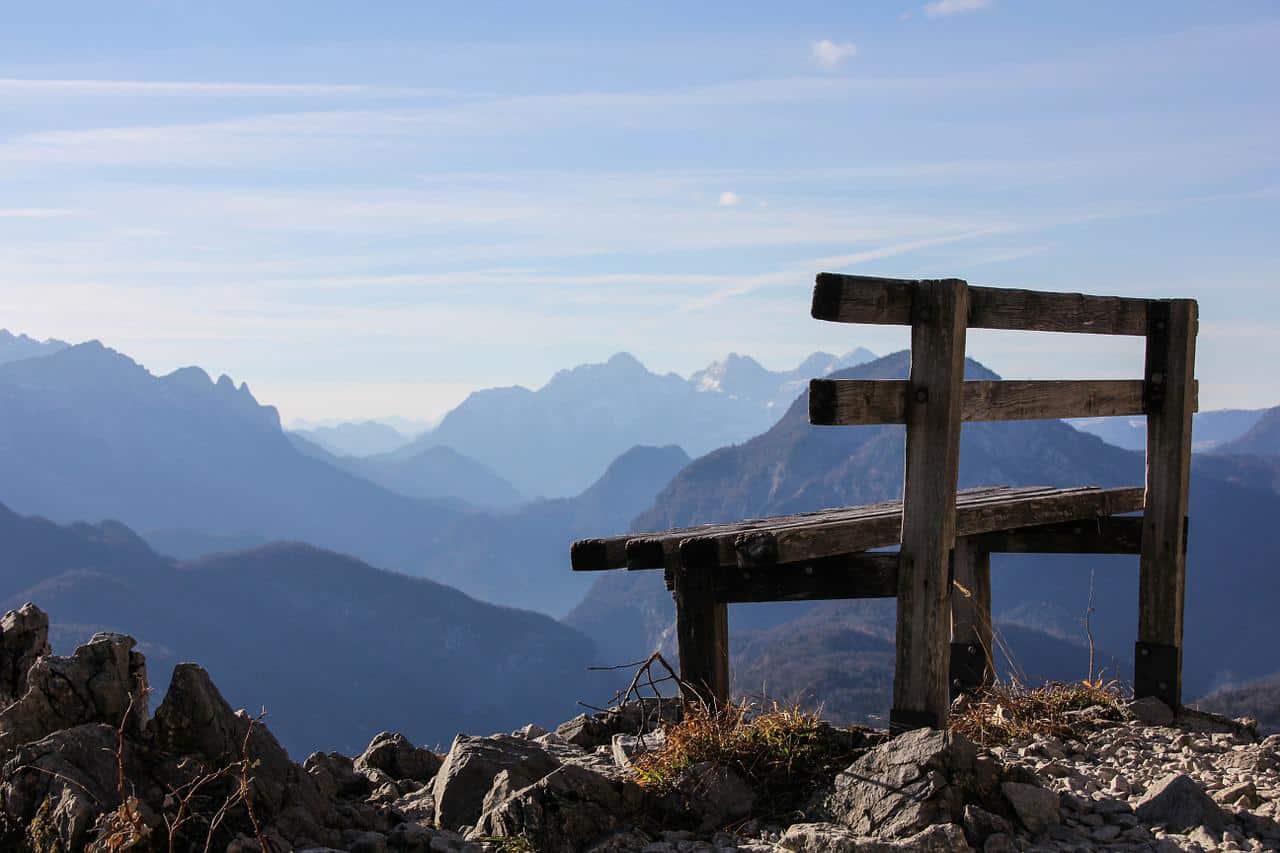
[631,700,867,818]
[948,680,1126,747]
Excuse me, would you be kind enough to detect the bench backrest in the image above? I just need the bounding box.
[806,273,1198,720]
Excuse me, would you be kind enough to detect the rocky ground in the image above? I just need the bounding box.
[0,604,1277,852]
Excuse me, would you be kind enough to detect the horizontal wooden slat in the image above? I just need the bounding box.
[736,486,1144,568]
[622,490,1013,570]
[968,515,1143,554]
[812,273,1156,336]
[809,379,1198,426]
[712,553,898,603]
[678,487,1046,570]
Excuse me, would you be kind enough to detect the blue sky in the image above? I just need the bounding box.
[2,1,1277,423]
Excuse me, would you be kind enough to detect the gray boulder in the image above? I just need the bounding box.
[553,699,680,750]
[305,751,373,800]
[432,734,560,829]
[999,782,1060,834]
[1134,772,1227,832]
[1128,696,1176,726]
[355,731,442,786]
[780,821,972,851]
[0,724,131,852]
[824,728,981,838]
[0,630,146,752]
[469,763,630,853]
[0,603,51,706]
[664,760,756,832]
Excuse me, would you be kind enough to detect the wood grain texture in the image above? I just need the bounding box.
[812,272,1154,335]
[894,278,969,727]
[712,552,898,603]
[968,515,1143,553]
[1137,298,1197,708]
[674,565,730,706]
[808,379,1183,426]
[949,539,992,691]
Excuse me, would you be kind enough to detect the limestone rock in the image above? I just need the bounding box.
[469,763,627,853]
[553,699,680,750]
[824,728,979,838]
[961,804,1014,845]
[780,821,972,851]
[0,724,127,852]
[999,782,1060,834]
[305,751,373,800]
[1128,696,1175,727]
[611,729,665,770]
[0,630,146,752]
[355,731,442,786]
[1134,772,1227,832]
[664,760,756,831]
[0,602,50,706]
[432,734,559,829]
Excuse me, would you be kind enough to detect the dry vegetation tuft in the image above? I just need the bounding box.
[948,680,1126,747]
[631,700,868,818]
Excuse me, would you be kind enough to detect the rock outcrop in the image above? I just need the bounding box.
[0,602,1277,852]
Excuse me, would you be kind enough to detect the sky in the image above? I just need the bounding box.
[2,0,1278,424]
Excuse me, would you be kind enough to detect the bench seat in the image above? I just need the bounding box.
[572,484,1144,572]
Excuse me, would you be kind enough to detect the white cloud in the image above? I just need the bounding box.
[811,39,858,70]
[924,0,992,18]
[0,78,458,98]
[718,191,743,207]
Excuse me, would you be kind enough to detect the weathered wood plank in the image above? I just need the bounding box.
[812,273,1153,336]
[703,487,1064,569]
[809,379,1176,426]
[1137,299,1197,709]
[712,552,898,603]
[673,565,729,706]
[893,278,969,730]
[949,539,992,695]
[570,538,628,571]
[748,486,1144,568]
[573,485,1141,571]
[968,515,1143,553]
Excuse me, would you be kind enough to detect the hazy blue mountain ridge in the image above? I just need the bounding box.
[0,501,595,758]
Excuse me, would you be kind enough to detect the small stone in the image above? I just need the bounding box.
[1135,773,1228,833]
[1129,697,1176,727]
[1090,824,1121,842]
[1002,781,1061,834]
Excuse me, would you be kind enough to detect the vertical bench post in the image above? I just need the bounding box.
[892,279,970,730]
[950,537,993,698]
[673,563,730,706]
[1137,299,1197,709]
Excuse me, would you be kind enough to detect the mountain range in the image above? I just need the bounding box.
[1071,408,1264,452]
[292,419,415,457]
[0,329,68,366]
[390,349,876,498]
[0,500,595,757]
[2,331,1277,738]
[1213,405,1280,456]
[290,433,525,508]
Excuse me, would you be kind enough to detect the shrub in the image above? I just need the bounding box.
[631,701,869,819]
[947,680,1125,747]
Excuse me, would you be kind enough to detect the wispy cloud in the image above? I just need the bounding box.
[924,0,992,18]
[717,191,743,207]
[810,39,858,70]
[0,208,74,218]
[0,78,460,98]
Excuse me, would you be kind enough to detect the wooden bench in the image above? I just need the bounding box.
[571,274,1198,730]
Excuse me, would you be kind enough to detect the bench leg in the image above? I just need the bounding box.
[1137,299,1195,710]
[950,539,993,699]
[673,565,729,707]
